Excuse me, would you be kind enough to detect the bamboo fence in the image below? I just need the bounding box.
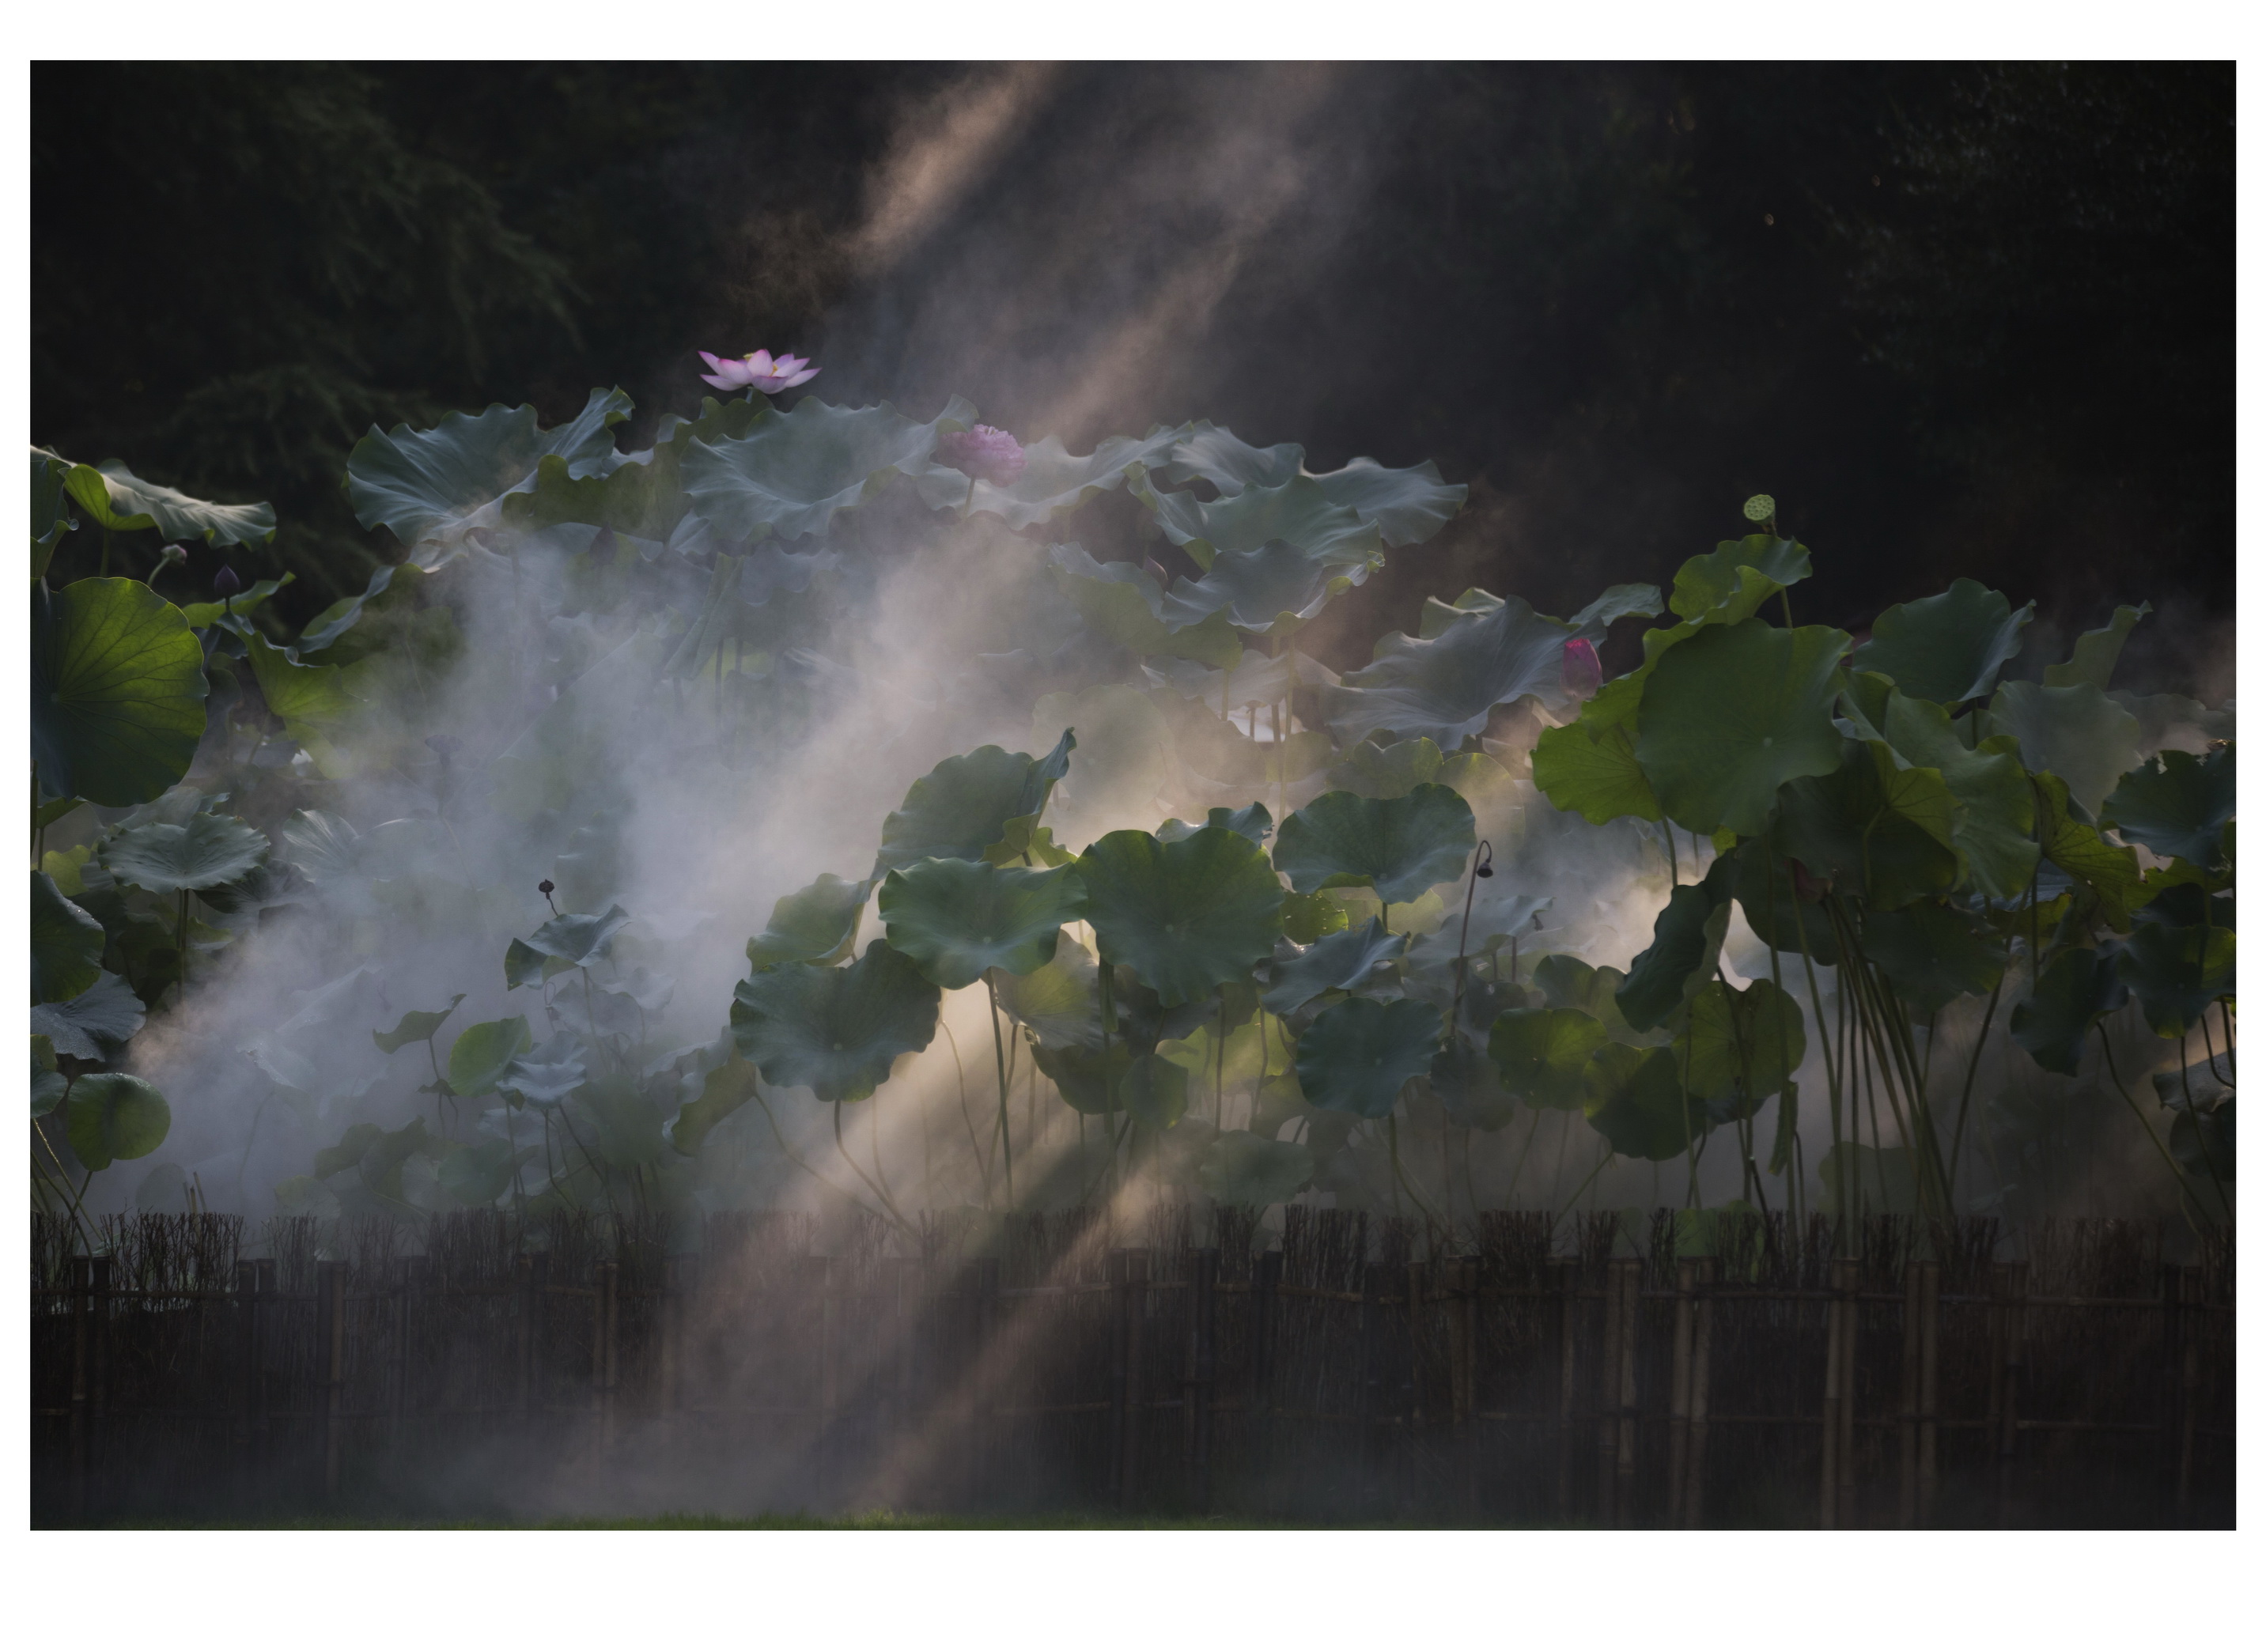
[29,1208,2233,1527]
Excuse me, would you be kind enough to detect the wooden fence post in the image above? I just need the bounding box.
[1916,1261,1940,1528]
[1595,1261,1621,1524]
[1404,1259,1427,1514]
[1189,1247,1217,1512]
[69,1255,91,1524]
[1551,1258,1578,1523]
[1448,1255,1477,1516]
[1818,1257,1848,1529]
[1684,1257,1714,1529]
[1837,1257,1859,1525]
[1897,1261,1920,1528]
[317,1259,345,1503]
[1668,1258,1695,1529]
[596,1260,619,1465]
[2177,1264,2202,1525]
[516,1253,539,1438]
[236,1257,267,1505]
[89,1253,112,1521]
[1107,1248,1129,1504]
[1994,1260,2027,1527]
[1251,1249,1281,1514]
[1613,1257,1640,1527]
[1360,1265,1383,1514]
[1122,1248,1148,1508]
[970,1255,998,1506]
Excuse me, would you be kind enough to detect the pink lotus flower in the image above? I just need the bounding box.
[1561,637,1603,698]
[697,349,819,395]
[934,425,1028,488]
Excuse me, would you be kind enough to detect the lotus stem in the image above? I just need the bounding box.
[1551,1146,1613,1239]
[940,1019,993,1207]
[985,973,1016,1209]
[2096,1026,2204,1237]
[834,1098,914,1232]
[1946,957,2007,1200]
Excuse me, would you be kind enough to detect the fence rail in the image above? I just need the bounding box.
[29,1208,2233,1526]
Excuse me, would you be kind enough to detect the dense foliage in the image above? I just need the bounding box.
[28,374,2235,1247]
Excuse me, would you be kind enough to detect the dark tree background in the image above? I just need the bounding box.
[32,62,2233,694]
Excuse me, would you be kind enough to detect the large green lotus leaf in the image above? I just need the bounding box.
[1488,1006,1607,1110]
[31,973,146,1061]
[1728,838,1841,965]
[1581,1043,1697,1162]
[1260,917,1408,1015]
[529,904,630,967]
[874,730,1076,876]
[499,1035,592,1110]
[103,812,268,897]
[504,939,569,991]
[1144,646,1297,711]
[32,871,106,1006]
[1273,784,1476,908]
[1634,620,1851,837]
[66,1072,171,1171]
[1301,456,1469,546]
[1031,1039,1134,1114]
[915,425,1182,529]
[1137,471,1383,573]
[1281,891,1350,944]
[878,859,1084,989]
[1156,803,1274,847]
[682,395,971,543]
[1532,955,1658,1045]
[2036,773,2147,932]
[1568,583,1666,643]
[1197,1129,1315,1206]
[2010,947,2128,1076]
[2044,601,2151,690]
[1672,979,1805,1119]
[1320,594,1578,750]
[1118,1050,1191,1132]
[1328,736,1445,800]
[32,447,77,576]
[2119,921,2235,1038]
[1428,1034,1519,1129]
[66,459,275,546]
[242,633,369,775]
[1615,856,1738,1033]
[994,935,1102,1048]
[1161,539,1366,638]
[1153,422,1304,494]
[448,1017,534,1097]
[1850,579,2034,705]
[747,873,871,972]
[1046,544,1243,667]
[32,1036,67,1117]
[1533,673,1663,825]
[373,995,467,1055]
[730,940,941,1102]
[1670,535,1811,621]
[31,579,207,807]
[1295,996,1441,1119]
[348,387,633,557]
[1076,826,1285,1007]
[177,574,293,634]
[1417,588,1505,639]
[668,1043,762,1155]
[2111,690,2235,760]
[1988,679,2143,818]
[2101,747,2235,871]
[293,562,433,663]
[1854,679,2040,902]
[438,1140,536,1208]
[1774,739,1962,910]
[1861,903,2005,1013]
[1159,1015,1278,1096]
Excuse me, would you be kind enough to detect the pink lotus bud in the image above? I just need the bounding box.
[1789,858,1830,903]
[934,425,1028,487]
[1560,637,1602,698]
[697,349,819,395]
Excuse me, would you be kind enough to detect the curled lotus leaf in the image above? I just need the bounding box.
[1615,855,1738,1034]
[1152,422,1305,495]
[102,811,269,897]
[447,1016,535,1098]
[993,935,1102,1048]
[878,858,1085,990]
[373,995,467,1054]
[2118,917,2235,1039]
[1668,535,1811,621]
[680,395,974,543]
[1774,739,1962,911]
[747,873,871,972]
[668,1045,762,1156]
[914,425,1182,529]
[1197,1130,1316,1207]
[66,1072,171,1172]
[2101,747,2235,871]
[1533,674,1663,826]
[32,578,208,807]
[1489,1007,1608,1111]
[1845,674,2040,903]
[1581,1043,1697,1162]
[1274,784,1477,908]
[1161,539,1367,637]
[875,730,1076,877]
[32,447,77,575]
[529,903,631,968]
[179,574,293,633]
[1261,917,1409,1016]
[1137,471,1384,573]
[1295,996,1443,1120]
[1045,543,1241,667]
[729,940,942,1102]
[1299,455,1468,546]
[348,387,633,559]
[1567,583,1666,643]
[1329,736,1443,800]
[2045,602,2151,691]
[62,456,275,546]
[2035,773,2146,932]
[1988,679,2143,819]
[32,870,106,1006]
[1075,826,1285,1008]
[1321,594,1578,751]
[31,972,146,1061]
[1850,578,2034,705]
[1157,803,1273,846]
[498,1034,592,1111]
[1633,619,1852,837]
[1859,904,2004,1014]
[2010,947,2128,1076]
[1670,979,1806,1120]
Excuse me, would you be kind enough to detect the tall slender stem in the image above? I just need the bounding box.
[985,973,1016,1210]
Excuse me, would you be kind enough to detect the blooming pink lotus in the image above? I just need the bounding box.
[1561,637,1603,698]
[698,349,819,395]
[934,425,1029,488]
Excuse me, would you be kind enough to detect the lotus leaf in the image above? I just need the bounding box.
[1329,736,1444,800]
[530,904,630,967]
[1155,803,1273,847]
[1850,579,2034,705]
[1988,679,2143,818]
[1152,422,1305,494]
[448,1017,535,1098]
[1530,955,1652,1045]
[1031,1040,1134,1114]
[179,573,293,633]
[1261,918,1408,1015]
[62,458,275,546]
[505,939,577,991]
[1046,543,1240,666]
[1280,890,1350,944]
[1568,583,1666,642]
[1118,1051,1191,1132]
[103,812,269,897]
[66,1072,171,1171]
[1489,1007,1608,1110]
[2100,747,2234,871]
[1849,677,2041,902]
[2035,773,2147,932]
[1861,904,2005,1013]
[31,973,147,1061]
[32,447,76,575]
[242,633,367,773]
[1321,595,1577,750]
[32,871,106,1005]
[878,858,1084,989]
[1615,856,1738,1034]
[1161,539,1365,638]
[347,387,632,555]
[438,1140,534,1208]
[915,425,1182,529]
[681,395,971,542]
[1144,647,1297,710]
[994,937,1103,1048]
[730,940,941,1102]
[1138,471,1384,573]
[1672,979,1806,1119]
[2045,602,2151,690]
[746,874,871,972]
[1532,674,1663,825]
[1580,1043,1695,1162]
[2169,1097,2234,1185]
[2118,920,2235,1038]
[1273,784,1477,908]
[372,996,468,1056]
[1418,588,1504,639]
[1076,827,1285,1007]
[32,578,208,806]
[2009,948,2128,1076]
[1197,1130,1316,1206]
[1670,535,1811,619]
[1634,620,1850,837]
[1293,996,1441,1120]
[875,730,1076,875]
[669,1047,762,1155]
[1773,739,1961,910]
[32,1036,68,1117]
